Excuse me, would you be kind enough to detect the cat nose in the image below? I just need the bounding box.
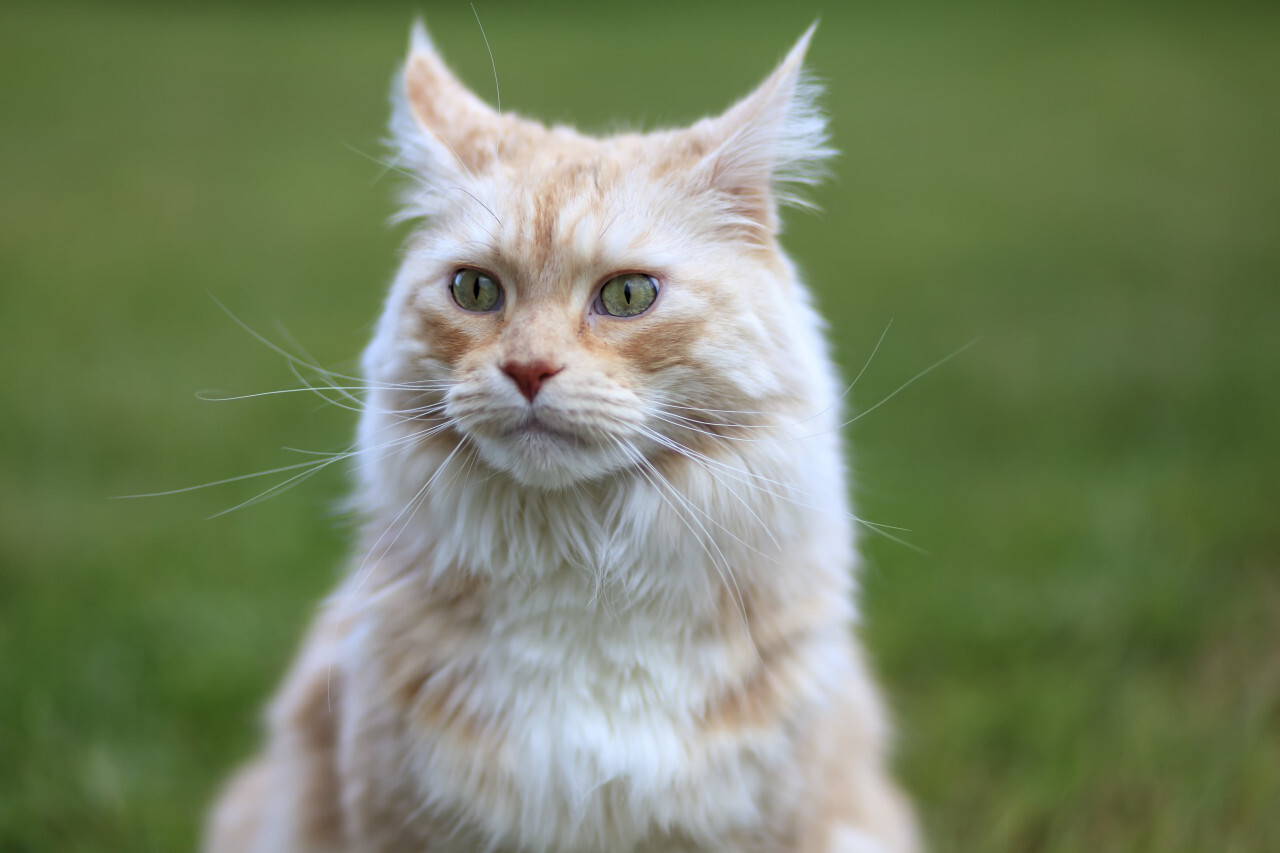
[501,360,562,403]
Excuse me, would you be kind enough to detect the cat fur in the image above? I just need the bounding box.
[205,21,919,853]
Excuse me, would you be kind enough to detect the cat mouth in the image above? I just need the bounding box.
[464,411,634,487]
[507,415,585,445]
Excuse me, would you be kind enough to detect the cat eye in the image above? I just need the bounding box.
[597,274,658,318]
[451,268,502,312]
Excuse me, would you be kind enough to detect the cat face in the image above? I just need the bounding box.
[363,23,832,490]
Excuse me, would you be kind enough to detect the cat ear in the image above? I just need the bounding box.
[390,20,500,185]
[686,24,833,234]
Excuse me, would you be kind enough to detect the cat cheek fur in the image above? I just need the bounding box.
[204,19,921,853]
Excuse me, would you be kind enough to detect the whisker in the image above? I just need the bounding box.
[288,360,368,413]
[206,459,338,519]
[282,446,342,457]
[648,411,774,444]
[343,139,420,184]
[653,337,975,449]
[638,431,783,551]
[659,319,895,423]
[432,136,483,188]
[638,451,778,566]
[113,457,349,500]
[597,210,623,241]
[207,297,453,407]
[196,385,448,404]
[272,319,325,373]
[839,339,977,431]
[613,438,756,652]
[208,293,367,385]
[348,440,467,597]
[847,318,893,392]
[206,425,447,519]
[447,185,503,229]
[470,3,501,116]
[282,363,452,422]
[635,424,921,552]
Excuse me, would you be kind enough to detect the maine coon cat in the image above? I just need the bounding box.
[205,20,919,853]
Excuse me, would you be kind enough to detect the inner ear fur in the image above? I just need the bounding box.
[397,21,503,177]
[683,24,834,234]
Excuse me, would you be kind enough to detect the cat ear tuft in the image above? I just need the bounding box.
[388,19,499,210]
[409,17,435,57]
[688,23,834,234]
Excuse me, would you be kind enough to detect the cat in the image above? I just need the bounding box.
[204,19,919,853]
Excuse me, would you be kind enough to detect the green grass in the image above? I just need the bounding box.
[2,2,1277,850]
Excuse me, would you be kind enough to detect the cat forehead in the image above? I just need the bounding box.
[456,121,710,198]
[433,134,713,268]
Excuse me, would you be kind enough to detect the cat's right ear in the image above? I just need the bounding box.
[389,20,500,184]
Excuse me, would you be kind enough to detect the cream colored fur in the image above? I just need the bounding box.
[205,21,919,853]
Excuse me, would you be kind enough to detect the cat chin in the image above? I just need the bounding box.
[471,433,633,490]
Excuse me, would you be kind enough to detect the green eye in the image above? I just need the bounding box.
[451,268,502,312]
[598,274,658,318]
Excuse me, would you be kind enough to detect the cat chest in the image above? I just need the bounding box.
[383,631,788,851]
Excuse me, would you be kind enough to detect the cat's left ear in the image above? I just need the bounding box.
[685,24,833,234]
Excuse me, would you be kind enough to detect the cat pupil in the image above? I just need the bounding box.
[473,279,481,300]
[624,281,631,302]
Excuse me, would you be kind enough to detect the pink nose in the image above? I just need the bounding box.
[501,360,562,402]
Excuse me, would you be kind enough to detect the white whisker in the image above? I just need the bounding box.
[635,424,921,552]
[470,3,501,116]
[613,438,757,654]
[207,425,448,519]
[840,339,977,430]
[347,440,468,598]
[659,319,894,424]
[343,139,421,184]
[652,337,975,449]
[113,457,348,500]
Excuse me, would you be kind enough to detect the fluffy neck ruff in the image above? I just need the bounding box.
[348,412,857,639]
[332,424,861,851]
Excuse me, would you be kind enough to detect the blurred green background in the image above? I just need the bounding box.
[2,1,1277,850]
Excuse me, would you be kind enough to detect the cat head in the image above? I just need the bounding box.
[362,21,836,491]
